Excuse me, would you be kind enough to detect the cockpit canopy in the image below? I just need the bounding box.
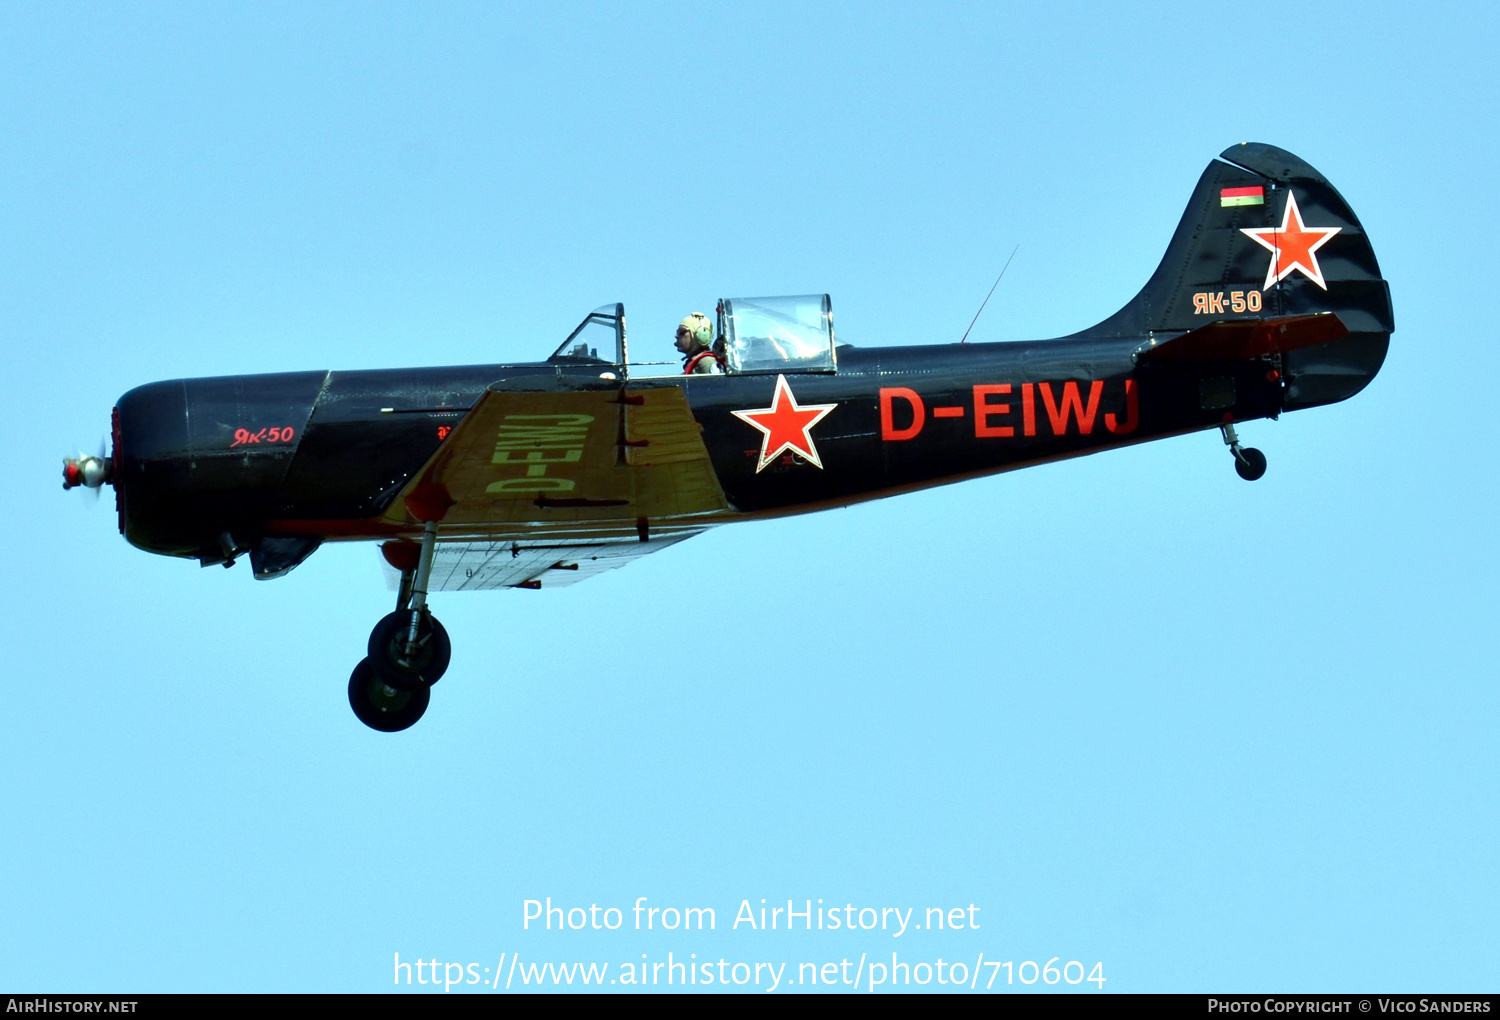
[548,295,836,375]
[717,294,836,374]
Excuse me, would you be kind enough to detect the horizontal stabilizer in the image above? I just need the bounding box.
[1134,313,1349,363]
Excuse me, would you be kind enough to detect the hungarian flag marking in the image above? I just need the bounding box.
[1221,186,1265,208]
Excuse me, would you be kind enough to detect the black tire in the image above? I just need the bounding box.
[1235,447,1268,481]
[367,610,451,689]
[348,658,430,732]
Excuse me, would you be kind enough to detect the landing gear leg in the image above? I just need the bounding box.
[1221,422,1267,481]
[351,520,449,731]
[367,519,450,689]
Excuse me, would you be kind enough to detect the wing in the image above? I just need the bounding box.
[373,374,725,592]
[381,531,705,592]
[377,374,728,536]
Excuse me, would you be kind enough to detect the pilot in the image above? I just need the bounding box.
[675,313,725,374]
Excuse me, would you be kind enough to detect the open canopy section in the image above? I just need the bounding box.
[550,303,626,366]
[718,294,836,374]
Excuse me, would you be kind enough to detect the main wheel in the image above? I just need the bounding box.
[348,658,430,732]
[367,610,451,689]
[1234,447,1268,481]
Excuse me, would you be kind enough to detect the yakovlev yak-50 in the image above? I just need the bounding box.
[65,144,1393,731]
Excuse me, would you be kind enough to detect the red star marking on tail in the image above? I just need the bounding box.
[1240,190,1342,291]
[732,375,837,473]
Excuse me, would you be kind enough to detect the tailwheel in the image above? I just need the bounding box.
[367,609,451,690]
[1234,446,1267,481]
[348,658,430,732]
[1221,422,1268,482]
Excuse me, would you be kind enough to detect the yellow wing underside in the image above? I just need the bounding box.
[377,382,728,541]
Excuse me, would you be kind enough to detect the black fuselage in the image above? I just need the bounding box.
[113,335,1281,563]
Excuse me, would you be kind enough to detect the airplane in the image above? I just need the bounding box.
[63,143,1393,732]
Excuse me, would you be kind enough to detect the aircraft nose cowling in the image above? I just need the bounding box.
[115,371,325,559]
[115,378,192,556]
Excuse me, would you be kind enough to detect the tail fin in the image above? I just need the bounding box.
[1077,143,1394,410]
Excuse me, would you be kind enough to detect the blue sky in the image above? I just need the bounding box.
[2,1,1495,993]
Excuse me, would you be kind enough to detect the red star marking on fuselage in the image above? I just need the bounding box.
[732,374,837,473]
[1240,190,1342,291]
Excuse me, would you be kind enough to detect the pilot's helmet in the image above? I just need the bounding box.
[678,312,714,348]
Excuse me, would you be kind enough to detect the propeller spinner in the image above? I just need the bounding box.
[63,438,113,494]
